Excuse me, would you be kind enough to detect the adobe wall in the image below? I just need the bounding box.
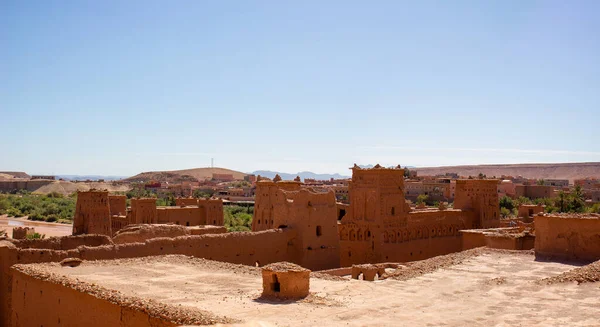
[272,189,340,271]
[340,209,473,266]
[535,215,600,262]
[253,181,302,231]
[0,229,298,326]
[157,206,204,226]
[11,227,34,240]
[72,190,112,237]
[454,180,500,228]
[461,230,486,250]
[11,268,179,327]
[108,195,127,216]
[10,234,113,250]
[461,228,535,251]
[130,198,157,224]
[199,198,224,226]
[515,185,555,199]
[175,198,198,206]
[518,204,544,219]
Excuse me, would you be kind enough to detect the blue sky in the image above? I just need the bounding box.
[1,0,599,176]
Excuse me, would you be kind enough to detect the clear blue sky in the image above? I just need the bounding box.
[1,0,599,176]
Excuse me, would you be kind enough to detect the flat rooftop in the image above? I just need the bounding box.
[15,251,600,326]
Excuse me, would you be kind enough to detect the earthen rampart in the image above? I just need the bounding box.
[534,214,600,262]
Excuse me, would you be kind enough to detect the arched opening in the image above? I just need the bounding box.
[271,274,280,293]
[338,209,346,221]
[316,225,322,237]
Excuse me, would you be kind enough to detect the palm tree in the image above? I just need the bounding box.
[556,191,567,212]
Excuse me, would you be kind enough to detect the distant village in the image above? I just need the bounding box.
[2,170,599,207]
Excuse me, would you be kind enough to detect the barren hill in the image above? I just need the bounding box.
[125,167,247,183]
[0,171,30,179]
[32,181,132,195]
[413,162,600,182]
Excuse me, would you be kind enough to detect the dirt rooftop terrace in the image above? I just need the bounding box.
[14,251,600,327]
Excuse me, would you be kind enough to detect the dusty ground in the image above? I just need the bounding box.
[0,215,72,238]
[35,252,600,327]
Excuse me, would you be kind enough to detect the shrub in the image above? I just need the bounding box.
[6,208,23,217]
[26,232,46,240]
[500,207,512,218]
[28,211,45,221]
[45,215,59,223]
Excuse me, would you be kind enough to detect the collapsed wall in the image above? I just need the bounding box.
[535,214,600,262]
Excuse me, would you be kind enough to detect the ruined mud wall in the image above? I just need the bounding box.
[72,190,112,236]
[0,229,297,326]
[108,195,127,216]
[535,215,600,262]
[130,198,157,224]
[199,198,224,226]
[157,206,204,226]
[454,180,500,229]
[10,234,113,250]
[11,269,178,327]
[175,198,199,206]
[253,181,302,231]
[273,189,340,271]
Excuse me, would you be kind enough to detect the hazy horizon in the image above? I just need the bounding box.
[2,1,599,176]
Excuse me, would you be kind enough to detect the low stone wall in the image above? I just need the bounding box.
[10,234,113,250]
[535,215,600,262]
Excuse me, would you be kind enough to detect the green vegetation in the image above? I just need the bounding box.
[193,189,216,199]
[26,232,46,240]
[224,205,253,232]
[0,193,76,223]
[498,185,590,217]
[230,181,251,188]
[416,194,428,205]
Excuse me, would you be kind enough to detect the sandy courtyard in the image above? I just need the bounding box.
[38,251,600,327]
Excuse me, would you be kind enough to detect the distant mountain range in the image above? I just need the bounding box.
[57,175,128,181]
[251,170,350,181]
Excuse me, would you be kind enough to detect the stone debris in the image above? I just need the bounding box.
[60,257,82,267]
[539,260,600,285]
[262,262,309,272]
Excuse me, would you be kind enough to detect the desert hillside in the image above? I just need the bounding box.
[0,171,30,179]
[125,167,247,183]
[32,181,132,195]
[413,162,600,182]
